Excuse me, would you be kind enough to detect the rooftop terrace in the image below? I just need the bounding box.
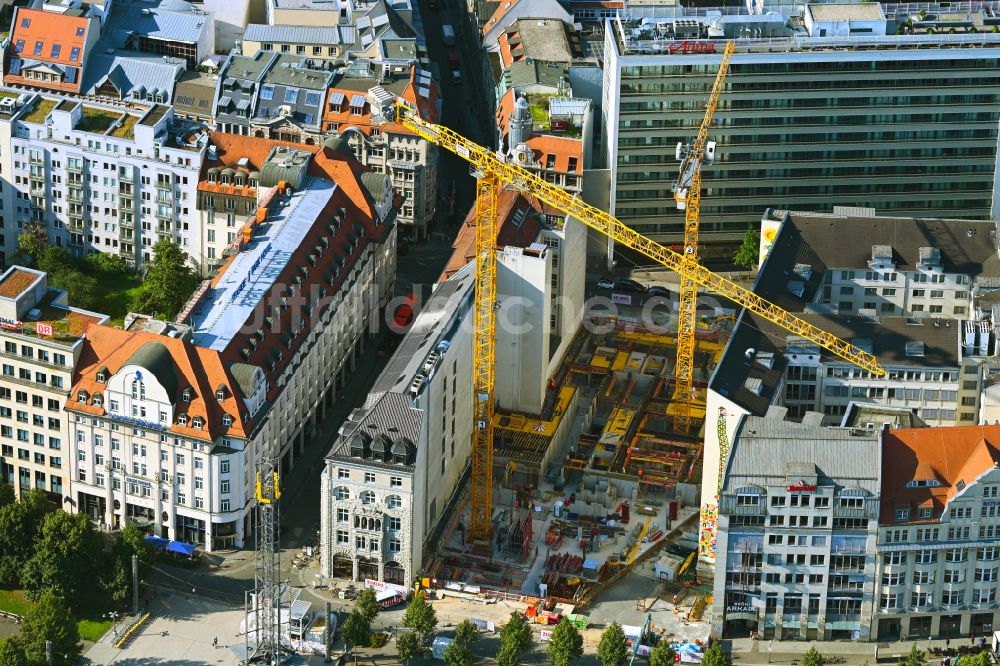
[20,98,56,125]
[189,177,336,351]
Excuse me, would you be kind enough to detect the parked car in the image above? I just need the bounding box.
[614,278,646,293]
[446,51,460,70]
[451,70,462,84]
[597,278,614,289]
[647,285,671,298]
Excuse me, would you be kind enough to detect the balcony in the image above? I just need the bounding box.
[157,222,172,234]
[156,210,173,222]
[29,154,44,165]
[66,191,84,203]
[68,218,85,232]
[720,495,766,516]
[118,171,133,183]
[119,218,134,229]
[66,161,82,173]
[29,185,45,197]
[120,198,134,212]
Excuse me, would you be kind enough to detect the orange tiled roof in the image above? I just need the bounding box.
[881,424,1000,523]
[322,66,440,138]
[5,7,91,92]
[495,89,516,142]
[70,325,251,441]
[525,135,582,174]
[483,0,520,36]
[439,186,554,281]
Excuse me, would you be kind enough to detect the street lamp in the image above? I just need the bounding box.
[105,611,122,639]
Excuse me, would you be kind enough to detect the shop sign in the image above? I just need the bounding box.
[36,322,53,336]
[0,317,20,329]
[787,480,817,492]
[612,293,632,305]
[668,40,717,54]
[727,601,756,614]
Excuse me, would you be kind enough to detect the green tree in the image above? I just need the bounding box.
[454,619,478,646]
[444,620,479,666]
[356,588,381,624]
[37,248,100,311]
[0,490,56,585]
[897,644,925,666]
[499,611,533,659]
[21,511,104,608]
[131,239,199,319]
[17,223,47,263]
[801,647,826,666]
[402,593,438,643]
[964,652,993,666]
[86,252,130,276]
[0,485,14,509]
[648,640,676,666]
[496,643,523,666]
[702,643,733,666]
[19,593,80,666]
[546,617,584,666]
[340,610,370,654]
[733,226,760,269]
[397,631,421,665]
[0,637,25,666]
[597,622,629,666]
[105,522,155,603]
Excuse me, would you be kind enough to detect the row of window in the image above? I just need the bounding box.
[335,468,404,487]
[880,589,994,609]
[334,530,402,553]
[883,567,998,586]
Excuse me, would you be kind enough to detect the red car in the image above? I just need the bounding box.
[447,51,460,70]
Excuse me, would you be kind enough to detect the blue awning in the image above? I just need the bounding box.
[167,540,197,556]
[144,535,169,549]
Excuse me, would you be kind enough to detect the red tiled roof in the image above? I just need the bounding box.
[881,425,1000,523]
[495,89,515,142]
[322,66,440,138]
[439,186,553,281]
[70,325,251,442]
[525,135,582,174]
[5,7,91,92]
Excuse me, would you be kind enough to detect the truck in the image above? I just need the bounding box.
[442,24,456,45]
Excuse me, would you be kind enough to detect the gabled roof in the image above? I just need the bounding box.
[8,7,91,67]
[881,425,1000,523]
[105,0,211,45]
[243,23,356,45]
[84,51,186,101]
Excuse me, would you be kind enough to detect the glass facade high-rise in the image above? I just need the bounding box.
[602,6,1000,246]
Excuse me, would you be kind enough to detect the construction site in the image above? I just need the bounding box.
[421,307,737,636]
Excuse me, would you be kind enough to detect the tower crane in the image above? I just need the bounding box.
[671,41,735,434]
[376,100,886,542]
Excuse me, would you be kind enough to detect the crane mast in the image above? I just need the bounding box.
[672,40,735,434]
[380,98,885,544]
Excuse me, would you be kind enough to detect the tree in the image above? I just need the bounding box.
[340,610,370,654]
[402,593,438,643]
[546,617,584,666]
[21,511,105,609]
[733,226,760,269]
[454,619,478,647]
[19,593,80,666]
[0,638,25,666]
[397,631,421,665]
[496,643,523,666]
[702,643,733,666]
[131,239,199,319]
[105,522,155,603]
[499,612,533,658]
[0,485,14,509]
[897,644,925,666]
[0,490,56,586]
[648,640,676,666]
[356,588,381,624]
[801,647,826,666]
[37,248,100,311]
[966,652,993,666]
[17,223,47,263]
[444,620,479,666]
[86,252,130,276]
[597,622,629,666]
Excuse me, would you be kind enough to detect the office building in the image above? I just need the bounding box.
[320,268,475,589]
[0,267,108,502]
[602,5,1000,246]
[873,425,1000,641]
[67,141,399,550]
[713,410,881,641]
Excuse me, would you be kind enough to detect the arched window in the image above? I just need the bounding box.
[131,379,145,400]
[335,487,349,500]
[386,495,402,509]
[360,491,375,505]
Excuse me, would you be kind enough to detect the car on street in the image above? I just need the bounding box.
[447,51,460,69]
[647,285,671,298]
[614,278,646,293]
[597,278,614,289]
[452,70,462,84]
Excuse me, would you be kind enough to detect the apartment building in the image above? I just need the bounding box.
[440,187,586,414]
[322,67,441,240]
[0,93,207,271]
[701,209,1000,566]
[873,425,1000,641]
[320,268,475,589]
[602,4,1000,246]
[67,140,399,550]
[0,267,108,503]
[712,410,881,641]
[241,24,356,62]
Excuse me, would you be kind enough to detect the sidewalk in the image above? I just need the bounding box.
[728,636,989,665]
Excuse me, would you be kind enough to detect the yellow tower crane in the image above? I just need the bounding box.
[377,100,886,542]
[672,40,735,434]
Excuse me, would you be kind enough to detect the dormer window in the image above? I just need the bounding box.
[222,414,233,427]
[895,507,910,522]
[182,388,192,403]
[77,390,88,402]
[216,387,226,401]
[905,479,942,488]
[96,371,106,383]
[93,394,103,407]
[192,416,204,429]
[178,414,188,426]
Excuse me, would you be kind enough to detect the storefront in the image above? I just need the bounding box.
[175,513,206,546]
[723,593,759,638]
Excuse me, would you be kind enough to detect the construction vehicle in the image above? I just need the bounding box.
[373,96,885,543]
[671,40,735,434]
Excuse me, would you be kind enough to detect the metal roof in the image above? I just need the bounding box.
[105,0,211,44]
[328,91,345,107]
[548,97,590,116]
[243,23,356,45]
[83,51,186,102]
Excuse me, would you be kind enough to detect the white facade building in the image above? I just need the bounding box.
[320,269,475,588]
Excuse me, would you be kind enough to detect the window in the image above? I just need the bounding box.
[975,568,997,582]
[221,499,231,512]
[388,516,401,530]
[221,460,230,473]
[913,570,933,584]
[337,508,349,522]
[883,552,906,565]
[387,495,402,509]
[360,490,375,504]
[284,88,298,103]
[338,468,350,479]
[260,85,274,100]
[880,593,899,610]
[336,530,349,544]
[335,487,349,500]
[390,476,402,487]
[364,472,376,483]
[912,592,933,608]
[305,91,321,106]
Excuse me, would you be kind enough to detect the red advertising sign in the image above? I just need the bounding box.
[668,40,717,54]
[787,480,817,492]
[36,322,53,337]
